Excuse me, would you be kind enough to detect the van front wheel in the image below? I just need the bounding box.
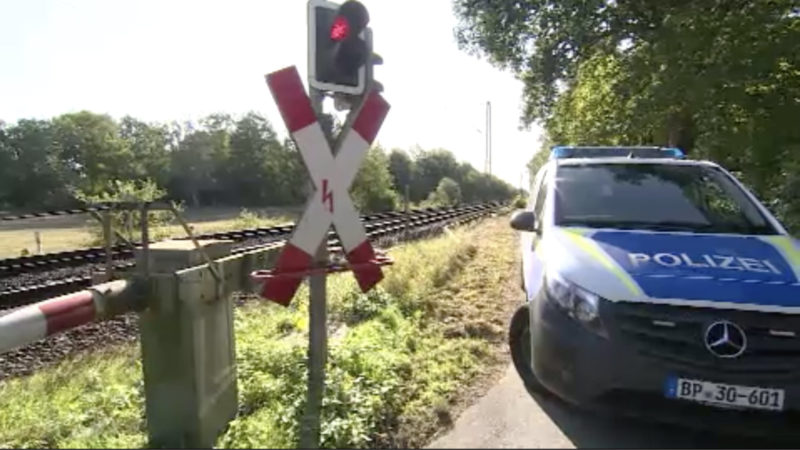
[509,304,547,393]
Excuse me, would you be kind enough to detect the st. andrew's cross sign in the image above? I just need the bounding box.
[255,66,390,305]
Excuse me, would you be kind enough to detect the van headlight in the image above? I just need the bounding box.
[544,271,608,337]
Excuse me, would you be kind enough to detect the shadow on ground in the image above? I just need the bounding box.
[529,388,796,449]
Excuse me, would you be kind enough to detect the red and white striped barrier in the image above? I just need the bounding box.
[260,66,390,305]
[0,279,132,354]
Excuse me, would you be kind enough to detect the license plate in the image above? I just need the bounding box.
[665,376,785,411]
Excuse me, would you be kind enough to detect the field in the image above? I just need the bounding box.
[0,207,300,258]
[0,215,520,448]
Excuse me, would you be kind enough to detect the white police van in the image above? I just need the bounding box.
[509,146,800,435]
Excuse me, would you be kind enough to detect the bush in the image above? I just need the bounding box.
[336,288,393,325]
[233,208,265,229]
[511,194,527,209]
[74,179,181,245]
[350,147,398,212]
[426,177,462,207]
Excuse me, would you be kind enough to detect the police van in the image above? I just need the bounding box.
[510,146,799,434]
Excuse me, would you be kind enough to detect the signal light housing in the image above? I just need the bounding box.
[308,0,374,96]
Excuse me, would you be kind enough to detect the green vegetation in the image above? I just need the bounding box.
[391,147,515,205]
[0,218,518,448]
[0,112,515,214]
[231,208,293,230]
[74,179,180,244]
[0,348,146,448]
[454,1,800,232]
[426,177,462,207]
[350,147,399,212]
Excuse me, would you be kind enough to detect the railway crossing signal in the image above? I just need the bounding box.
[255,65,390,304]
[257,2,391,446]
[308,0,380,97]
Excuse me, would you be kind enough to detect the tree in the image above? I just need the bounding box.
[169,129,224,206]
[350,146,397,212]
[279,137,309,205]
[0,122,12,207]
[427,177,462,206]
[411,149,460,202]
[2,119,72,207]
[224,112,304,206]
[527,146,550,179]
[119,116,171,186]
[455,0,800,230]
[51,111,133,196]
[0,110,517,212]
[388,148,413,193]
[454,0,798,144]
[224,112,277,205]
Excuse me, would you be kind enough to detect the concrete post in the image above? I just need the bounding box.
[136,239,238,448]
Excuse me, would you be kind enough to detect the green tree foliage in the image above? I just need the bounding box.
[119,116,171,186]
[350,147,398,212]
[51,112,133,196]
[387,149,413,192]
[0,112,515,212]
[225,113,304,206]
[411,149,460,202]
[527,145,550,178]
[427,177,462,206]
[0,119,71,207]
[455,0,800,231]
[169,127,224,207]
[74,179,178,244]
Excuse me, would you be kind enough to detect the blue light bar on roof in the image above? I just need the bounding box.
[550,146,685,160]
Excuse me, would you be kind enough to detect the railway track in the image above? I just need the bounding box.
[0,206,449,277]
[0,201,504,380]
[0,203,502,308]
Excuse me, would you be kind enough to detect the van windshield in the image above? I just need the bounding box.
[554,163,778,235]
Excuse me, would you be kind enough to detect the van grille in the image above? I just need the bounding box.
[608,301,800,379]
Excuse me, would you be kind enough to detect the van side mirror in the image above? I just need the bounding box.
[510,210,537,232]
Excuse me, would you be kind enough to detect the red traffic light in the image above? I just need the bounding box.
[329,1,368,42]
[330,15,350,41]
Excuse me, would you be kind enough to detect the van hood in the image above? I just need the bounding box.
[543,227,800,313]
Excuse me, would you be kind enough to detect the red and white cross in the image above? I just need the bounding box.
[260,66,390,305]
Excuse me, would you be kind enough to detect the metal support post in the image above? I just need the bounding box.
[266,62,384,448]
[300,87,330,449]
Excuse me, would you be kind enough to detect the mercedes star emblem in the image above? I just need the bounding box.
[704,320,747,358]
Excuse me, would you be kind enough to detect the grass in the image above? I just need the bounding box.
[0,216,519,448]
[0,208,296,258]
[0,347,146,448]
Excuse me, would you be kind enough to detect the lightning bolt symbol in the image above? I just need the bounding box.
[322,178,334,213]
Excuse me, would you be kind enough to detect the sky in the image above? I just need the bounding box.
[0,0,541,189]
